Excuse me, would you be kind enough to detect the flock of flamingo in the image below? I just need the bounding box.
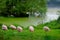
[2,24,50,32]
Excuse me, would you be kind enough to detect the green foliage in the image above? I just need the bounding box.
[57,16,60,23]
[0,30,4,40]
[0,0,7,15]
[36,20,60,29]
[25,0,47,13]
[0,0,47,17]
[0,29,60,40]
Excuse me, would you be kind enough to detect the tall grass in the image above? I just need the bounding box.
[36,20,60,29]
[0,17,60,40]
[0,29,60,40]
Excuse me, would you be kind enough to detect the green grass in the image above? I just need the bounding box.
[0,17,60,40]
[0,17,60,29]
[36,20,60,29]
[0,17,42,27]
[0,29,60,40]
[0,17,29,26]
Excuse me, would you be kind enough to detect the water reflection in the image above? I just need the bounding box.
[43,12,60,23]
[42,7,60,23]
[29,8,60,26]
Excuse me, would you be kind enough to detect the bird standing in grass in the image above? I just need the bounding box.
[17,26,23,32]
[2,24,8,30]
[43,26,50,32]
[29,26,34,32]
[10,25,16,30]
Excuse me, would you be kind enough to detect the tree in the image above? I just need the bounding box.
[25,0,47,14]
[0,0,47,17]
[0,0,7,16]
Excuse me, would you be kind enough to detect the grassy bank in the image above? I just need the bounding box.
[0,29,60,40]
[0,17,60,40]
[0,17,42,27]
[36,20,60,29]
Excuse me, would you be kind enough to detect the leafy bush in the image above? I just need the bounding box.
[0,23,2,29]
[0,30,4,40]
[0,0,47,17]
[36,20,60,29]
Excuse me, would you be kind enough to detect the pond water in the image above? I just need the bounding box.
[43,7,60,23]
[29,7,60,26]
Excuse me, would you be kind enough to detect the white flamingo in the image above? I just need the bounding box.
[10,25,16,30]
[2,24,8,30]
[43,26,50,32]
[29,26,34,32]
[17,26,23,32]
